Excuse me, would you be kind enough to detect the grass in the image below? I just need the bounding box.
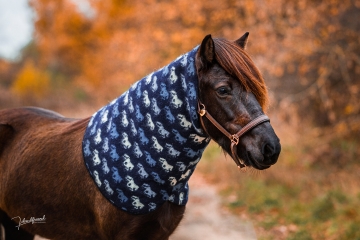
[197,132,360,240]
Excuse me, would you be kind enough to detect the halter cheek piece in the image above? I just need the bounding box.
[197,101,270,170]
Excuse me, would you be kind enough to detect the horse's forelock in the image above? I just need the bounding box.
[213,38,269,110]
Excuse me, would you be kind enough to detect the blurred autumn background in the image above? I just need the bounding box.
[1,0,360,239]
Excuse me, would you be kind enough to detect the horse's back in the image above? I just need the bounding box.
[0,107,67,157]
[0,107,67,128]
[0,107,90,174]
[0,106,88,153]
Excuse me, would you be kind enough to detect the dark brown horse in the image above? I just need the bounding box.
[0,34,280,240]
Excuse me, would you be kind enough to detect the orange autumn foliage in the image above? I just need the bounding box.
[11,60,50,99]
[7,0,360,131]
[0,2,358,239]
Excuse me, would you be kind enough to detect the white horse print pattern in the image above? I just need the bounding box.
[83,46,210,214]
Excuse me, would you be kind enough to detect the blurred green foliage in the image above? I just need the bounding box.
[200,137,360,239]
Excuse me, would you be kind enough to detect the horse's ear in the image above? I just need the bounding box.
[199,34,215,70]
[235,32,249,49]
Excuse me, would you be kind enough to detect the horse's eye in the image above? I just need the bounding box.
[216,86,230,96]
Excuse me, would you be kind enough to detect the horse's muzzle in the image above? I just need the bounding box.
[245,136,281,170]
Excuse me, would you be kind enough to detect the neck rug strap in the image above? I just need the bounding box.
[82,46,210,214]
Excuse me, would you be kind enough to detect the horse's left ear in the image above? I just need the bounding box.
[199,34,215,70]
[235,32,249,49]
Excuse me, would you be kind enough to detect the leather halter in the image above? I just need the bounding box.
[197,101,270,169]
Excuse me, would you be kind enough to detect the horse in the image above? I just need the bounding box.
[0,33,281,240]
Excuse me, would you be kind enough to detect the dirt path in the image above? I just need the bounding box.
[170,173,257,240]
[35,173,256,240]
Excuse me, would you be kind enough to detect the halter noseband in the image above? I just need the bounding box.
[197,101,270,170]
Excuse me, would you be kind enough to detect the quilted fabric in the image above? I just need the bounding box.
[82,46,210,214]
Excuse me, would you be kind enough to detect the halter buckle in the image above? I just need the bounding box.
[231,135,239,145]
[198,103,206,116]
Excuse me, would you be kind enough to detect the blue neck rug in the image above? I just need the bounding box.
[82,46,210,214]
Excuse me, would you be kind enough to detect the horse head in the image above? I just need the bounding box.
[196,33,281,170]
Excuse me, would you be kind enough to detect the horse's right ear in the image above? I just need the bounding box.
[235,32,249,49]
[198,34,215,70]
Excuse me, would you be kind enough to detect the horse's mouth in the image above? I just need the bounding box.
[245,151,271,170]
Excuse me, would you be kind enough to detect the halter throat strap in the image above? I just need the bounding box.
[197,101,270,169]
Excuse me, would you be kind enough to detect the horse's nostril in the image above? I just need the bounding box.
[262,143,276,158]
[262,141,281,165]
